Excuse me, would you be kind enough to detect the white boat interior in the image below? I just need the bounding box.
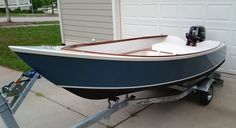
[63,35,221,56]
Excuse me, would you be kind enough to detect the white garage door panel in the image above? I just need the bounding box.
[121,0,236,74]
[181,5,204,19]
[208,5,233,21]
[160,4,179,18]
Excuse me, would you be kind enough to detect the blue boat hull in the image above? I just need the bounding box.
[15,47,225,99]
[65,60,224,99]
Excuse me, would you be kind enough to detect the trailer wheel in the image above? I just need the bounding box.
[200,84,213,105]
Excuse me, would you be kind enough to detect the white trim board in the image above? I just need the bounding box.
[112,0,122,40]
[57,0,65,45]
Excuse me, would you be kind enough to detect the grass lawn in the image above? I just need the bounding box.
[0,21,59,27]
[32,21,59,25]
[0,12,57,17]
[0,25,62,71]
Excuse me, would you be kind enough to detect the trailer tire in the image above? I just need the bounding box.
[200,84,213,105]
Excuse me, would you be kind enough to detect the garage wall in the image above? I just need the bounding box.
[120,0,236,74]
[59,0,114,45]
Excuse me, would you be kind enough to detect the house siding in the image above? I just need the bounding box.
[59,0,114,45]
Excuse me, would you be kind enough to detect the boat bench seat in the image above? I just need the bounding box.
[152,40,221,55]
[125,40,221,56]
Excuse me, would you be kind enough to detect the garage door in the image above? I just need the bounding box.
[120,0,236,74]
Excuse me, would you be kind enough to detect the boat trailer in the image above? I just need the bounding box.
[0,70,223,128]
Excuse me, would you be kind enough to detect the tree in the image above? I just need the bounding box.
[31,0,57,14]
[41,0,50,6]
[41,0,56,15]
[32,0,43,11]
[51,0,54,15]
[52,0,57,14]
[3,0,12,22]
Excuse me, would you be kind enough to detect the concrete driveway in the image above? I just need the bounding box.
[0,66,236,128]
[0,16,58,22]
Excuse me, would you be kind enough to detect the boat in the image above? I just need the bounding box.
[9,29,226,99]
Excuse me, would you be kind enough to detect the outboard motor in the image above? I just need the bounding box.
[186,26,206,46]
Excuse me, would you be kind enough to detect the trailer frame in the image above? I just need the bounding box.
[0,71,223,128]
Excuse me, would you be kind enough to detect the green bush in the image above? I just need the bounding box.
[9,8,32,14]
[5,8,44,14]
[0,8,5,13]
[20,9,32,13]
[11,8,21,13]
[34,10,44,13]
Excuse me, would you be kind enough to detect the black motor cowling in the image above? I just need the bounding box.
[186,26,206,46]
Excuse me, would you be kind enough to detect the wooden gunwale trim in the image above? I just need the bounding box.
[61,34,222,58]
[62,34,168,49]
[64,43,222,58]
